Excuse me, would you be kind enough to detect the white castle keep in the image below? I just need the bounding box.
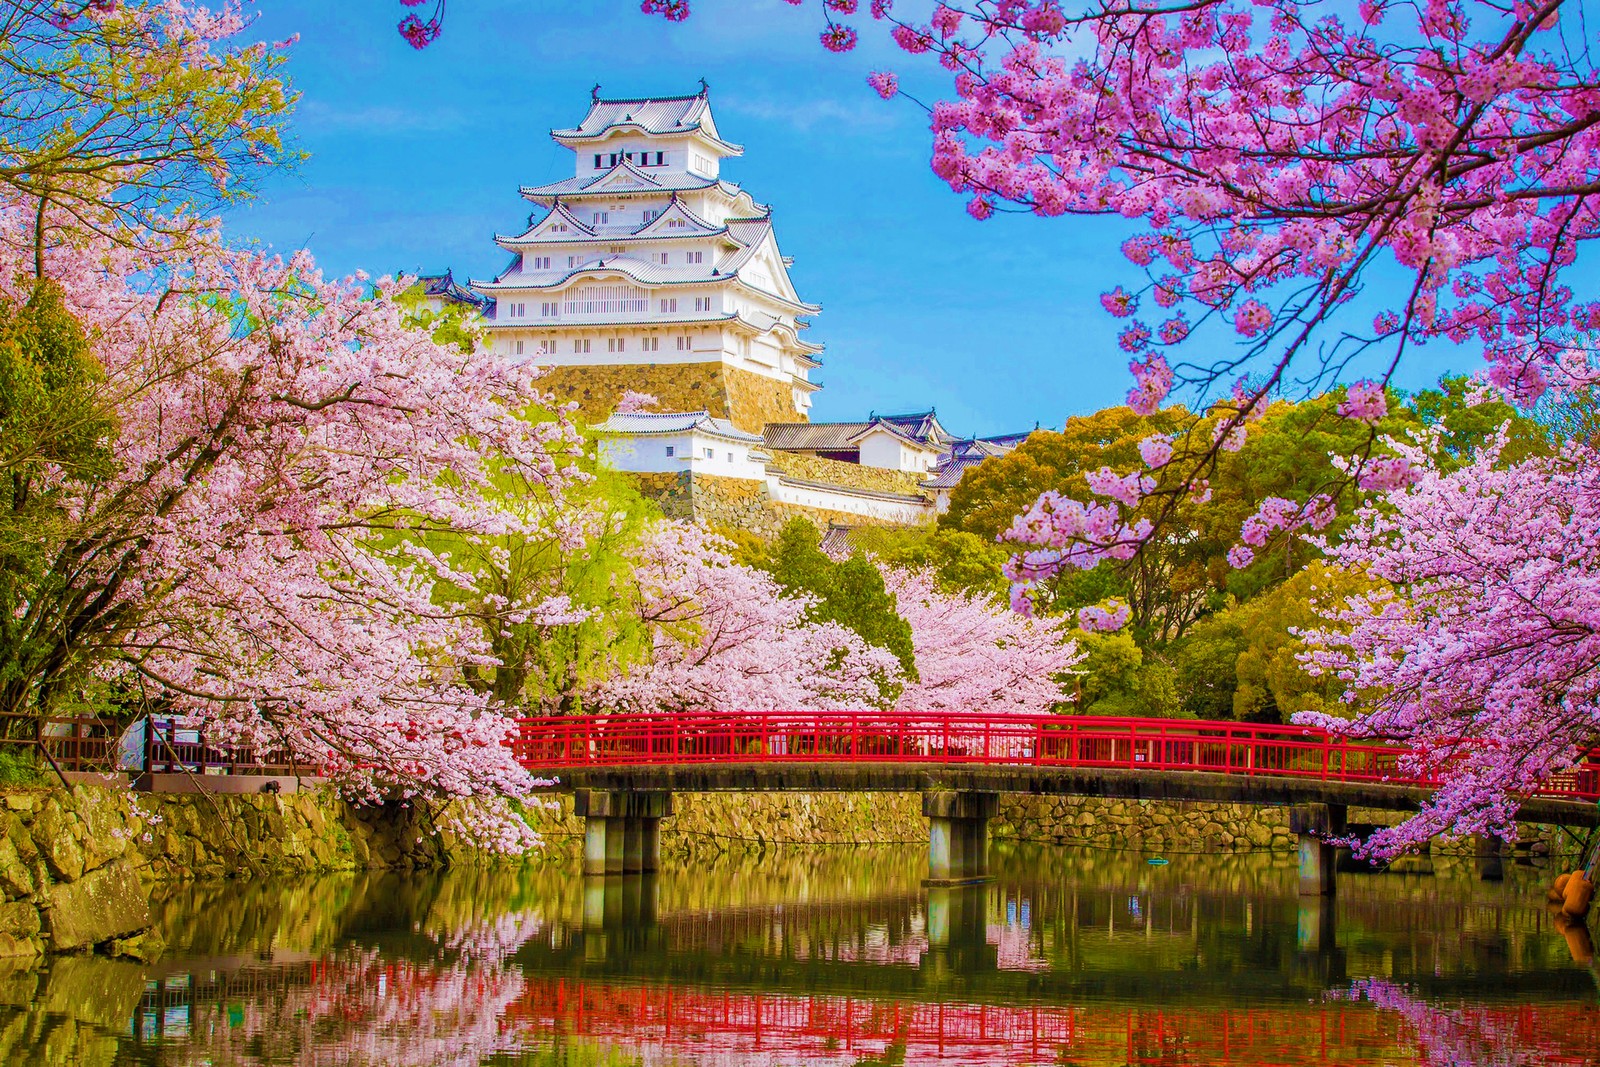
[420,87,1030,531]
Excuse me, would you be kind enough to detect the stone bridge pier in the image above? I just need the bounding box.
[574,789,674,876]
[1290,802,1346,896]
[923,790,998,886]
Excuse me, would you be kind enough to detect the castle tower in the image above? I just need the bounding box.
[472,87,822,433]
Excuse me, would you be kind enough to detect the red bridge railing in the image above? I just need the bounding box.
[510,712,1600,801]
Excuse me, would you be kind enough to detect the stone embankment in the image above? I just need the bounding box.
[0,783,1560,963]
[519,790,1557,858]
[0,785,462,962]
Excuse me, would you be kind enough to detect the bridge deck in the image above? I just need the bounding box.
[530,761,1600,826]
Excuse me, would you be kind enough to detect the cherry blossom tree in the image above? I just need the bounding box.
[0,200,581,819]
[881,564,1083,713]
[1298,437,1600,856]
[3,0,295,247]
[591,522,904,713]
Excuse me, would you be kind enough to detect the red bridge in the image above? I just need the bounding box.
[510,711,1600,889]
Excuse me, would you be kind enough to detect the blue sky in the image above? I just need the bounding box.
[235,0,1478,437]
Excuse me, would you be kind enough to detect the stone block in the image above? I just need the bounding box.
[30,802,85,882]
[0,836,34,899]
[43,860,151,952]
[0,902,40,940]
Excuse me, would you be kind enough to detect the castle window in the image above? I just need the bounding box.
[536,340,556,355]
[676,335,692,351]
[658,298,678,313]
[727,452,734,462]
[567,255,578,267]
[686,251,704,264]
[607,337,625,353]
[592,211,609,225]
[573,339,591,353]
[515,340,525,355]
[665,446,675,457]
[593,154,603,168]
[642,336,660,352]
[703,447,713,459]
[694,297,711,312]
[541,302,558,316]
[644,209,660,223]
[532,256,551,270]
[608,153,620,166]
[654,151,666,166]
[658,253,670,265]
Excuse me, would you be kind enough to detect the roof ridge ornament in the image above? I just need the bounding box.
[591,83,601,102]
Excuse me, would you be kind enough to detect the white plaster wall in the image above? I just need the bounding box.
[601,432,765,481]
[766,477,933,523]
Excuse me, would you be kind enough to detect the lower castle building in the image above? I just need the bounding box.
[423,87,1029,534]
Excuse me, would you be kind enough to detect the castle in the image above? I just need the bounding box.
[421,87,1029,534]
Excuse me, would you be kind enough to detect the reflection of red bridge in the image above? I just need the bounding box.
[506,978,1600,1066]
[513,711,1600,803]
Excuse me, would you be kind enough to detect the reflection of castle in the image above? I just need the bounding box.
[421,87,1031,533]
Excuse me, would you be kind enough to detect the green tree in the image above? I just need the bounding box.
[847,525,1008,599]
[754,519,917,679]
[2,1,296,249]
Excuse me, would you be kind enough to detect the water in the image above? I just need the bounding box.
[3,842,1597,1065]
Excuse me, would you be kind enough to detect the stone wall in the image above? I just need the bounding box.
[764,451,929,497]
[534,362,729,426]
[519,789,1562,860]
[723,365,804,435]
[692,474,779,535]
[0,785,498,961]
[631,471,693,520]
[531,362,802,436]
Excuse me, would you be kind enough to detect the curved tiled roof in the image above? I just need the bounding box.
[552,90,743,155]
[593,410,764,444]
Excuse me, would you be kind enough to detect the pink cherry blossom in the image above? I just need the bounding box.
[1077,600,1131,633]
[1299,443,1600,857]
[1339,381,1389,425]
[881,566,1084,712]
[1137,434,1173,469]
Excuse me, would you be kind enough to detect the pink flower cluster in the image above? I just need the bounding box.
[1137,434,1173,469]
[1077,601,1131,632]
[1339,381,1389,425]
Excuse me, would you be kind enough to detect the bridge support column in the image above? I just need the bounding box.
[574,789,674,876]
[1290,803,1346,896]
[923,791,998,886]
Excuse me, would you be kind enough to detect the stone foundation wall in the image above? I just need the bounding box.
[531,362,803,436]
[764,451,929,497]
[631,471,693,520]
[534,362,730,426]
[723,365,804,435]
[692,474,779,535]
[520,789,1564,860]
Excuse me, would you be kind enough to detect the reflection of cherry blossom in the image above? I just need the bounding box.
[1335,978,1596,1067]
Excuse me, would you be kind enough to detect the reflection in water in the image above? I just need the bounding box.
[0,844,1595,1065]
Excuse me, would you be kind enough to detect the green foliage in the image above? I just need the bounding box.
[1170,614,1244,720]
[847,525,1008,599]
[1073,630,1180,717]
[0,284,117,727]
[755,519,917,680]
[1407,375,1550,467]
[0,748,44,787]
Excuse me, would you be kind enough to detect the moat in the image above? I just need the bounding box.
[3,842,1596,1065]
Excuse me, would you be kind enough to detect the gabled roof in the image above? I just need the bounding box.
[552,89,743,155]
[521,169,733,202]
[763,422,874,453]
[593,409,764,445]
[633,196,723,238]
[414,270,486,309]
[871,410,956,447]
[923,431,1033,490]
